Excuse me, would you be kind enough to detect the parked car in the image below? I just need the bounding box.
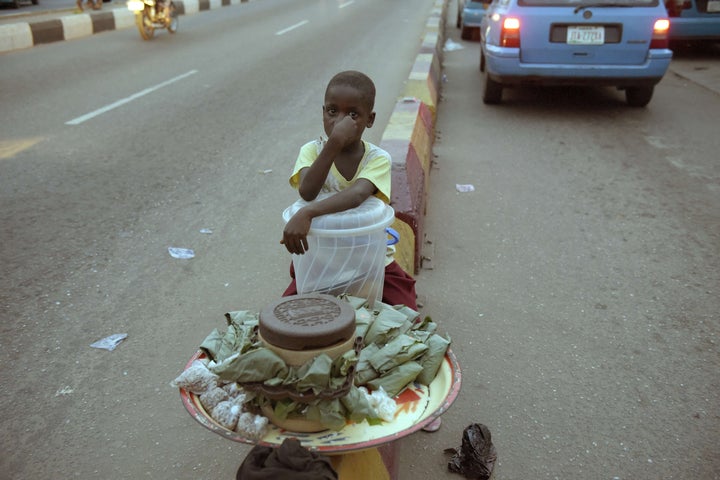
[479,0,673,106]
[457,0,490,39]
[664,0,720,42]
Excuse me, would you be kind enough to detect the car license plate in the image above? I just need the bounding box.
[707,0,720,12]
[567,26,605,44]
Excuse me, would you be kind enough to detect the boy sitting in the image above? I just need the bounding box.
[280,70,417,310]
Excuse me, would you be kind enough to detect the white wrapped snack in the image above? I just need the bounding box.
[211,401,241,430]
[223,382,242,397]
[236,412,269,440]
[199,386,229,412]
[361,386,397,422]
[170,360,219,394]
[229,392,247,407]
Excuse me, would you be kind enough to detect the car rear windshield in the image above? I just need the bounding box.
[518,0,658,6]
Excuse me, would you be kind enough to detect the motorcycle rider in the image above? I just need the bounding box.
[155,0,171,19]
[76,0,101,11]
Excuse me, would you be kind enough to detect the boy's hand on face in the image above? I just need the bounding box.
[281,209,312,255]
[328,115,361,150]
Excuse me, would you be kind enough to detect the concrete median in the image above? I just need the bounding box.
[383,0,447,275]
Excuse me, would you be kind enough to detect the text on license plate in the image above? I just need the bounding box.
[567,26,605,44]
[707,0,720,12]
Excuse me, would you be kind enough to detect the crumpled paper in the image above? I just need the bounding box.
[90,333,128,351]
[445,423,497,479]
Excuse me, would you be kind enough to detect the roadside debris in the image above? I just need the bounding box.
[168,247,195,259]
[456,184,475,193]
[200,228,213,234]
[445,423,497,480]
[90,333,128,351]
[258,169,273,174]
[444,39,464,52]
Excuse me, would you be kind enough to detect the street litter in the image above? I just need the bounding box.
[456,184,475,193]
[200,228,213,234]
[168,247,195,259]
[90,333,128,351]
[55,386,74,396]
[444,39,464,51]
[258,169,273,174]
[445,423,497,480]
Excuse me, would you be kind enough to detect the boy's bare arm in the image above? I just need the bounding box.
[298,116,363,201]
[281,179,376,255]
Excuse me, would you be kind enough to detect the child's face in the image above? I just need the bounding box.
[322,85,376,141]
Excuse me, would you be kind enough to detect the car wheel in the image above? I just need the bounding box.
[480,51,486,72]
[457,11,461,28]
[483,69,502,104]
[625,86,654,107]
[31,0,39,4]
[461,25,473,40]
[11,0,20,8]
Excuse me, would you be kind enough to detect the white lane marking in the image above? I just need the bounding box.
[275,20,309,36]
[339,1,354,8]
[65,70,198,126]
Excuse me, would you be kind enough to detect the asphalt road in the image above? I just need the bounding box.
[403,14,720,480]
[2,0,719,479]
[0,0,438,478]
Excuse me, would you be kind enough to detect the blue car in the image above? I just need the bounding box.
[664,0,720,41]
[457,0,490,39]
[479,0,673,106]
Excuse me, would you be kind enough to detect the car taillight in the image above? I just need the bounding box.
[500,17,521,48]
[650,18,670,48]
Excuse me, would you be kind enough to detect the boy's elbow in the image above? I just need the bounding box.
[299,188,318,202]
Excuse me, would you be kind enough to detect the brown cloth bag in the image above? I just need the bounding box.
[237,438,338,480]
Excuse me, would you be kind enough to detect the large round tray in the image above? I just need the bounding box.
[179,349,461,454]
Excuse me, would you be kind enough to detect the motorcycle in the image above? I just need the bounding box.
[127,0,178,41]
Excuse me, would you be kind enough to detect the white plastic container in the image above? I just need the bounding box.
[282,195,395,307]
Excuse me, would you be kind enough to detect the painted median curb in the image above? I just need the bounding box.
[383,0,447,275]
[0,0,248,53]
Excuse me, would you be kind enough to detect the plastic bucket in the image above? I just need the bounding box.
[283,195,395,307]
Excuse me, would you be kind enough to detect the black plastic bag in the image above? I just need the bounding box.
[237,437,338,480]
[445,423,497,479]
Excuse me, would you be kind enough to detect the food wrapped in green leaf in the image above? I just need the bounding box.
[354,307,374,340]
[342,295,370,310]
[341,385,381,424]
[411,315,438,335]
[364,306,413,345]
[331,348,359,378]
[394,305,421,323]
[416,333,451,385]
[200,310,259,361]
[305,399,347,431]
[295,354,333,393]
[267,398,300,422]
[366,361,424,397]
[368,334,429,373]
[354,343,380,385]
[210,348,288,383]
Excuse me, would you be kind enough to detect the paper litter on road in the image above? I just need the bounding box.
[90,333,128,351]
[168,247,195,259]
[444,39,464,51]
[456,184,475,192]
